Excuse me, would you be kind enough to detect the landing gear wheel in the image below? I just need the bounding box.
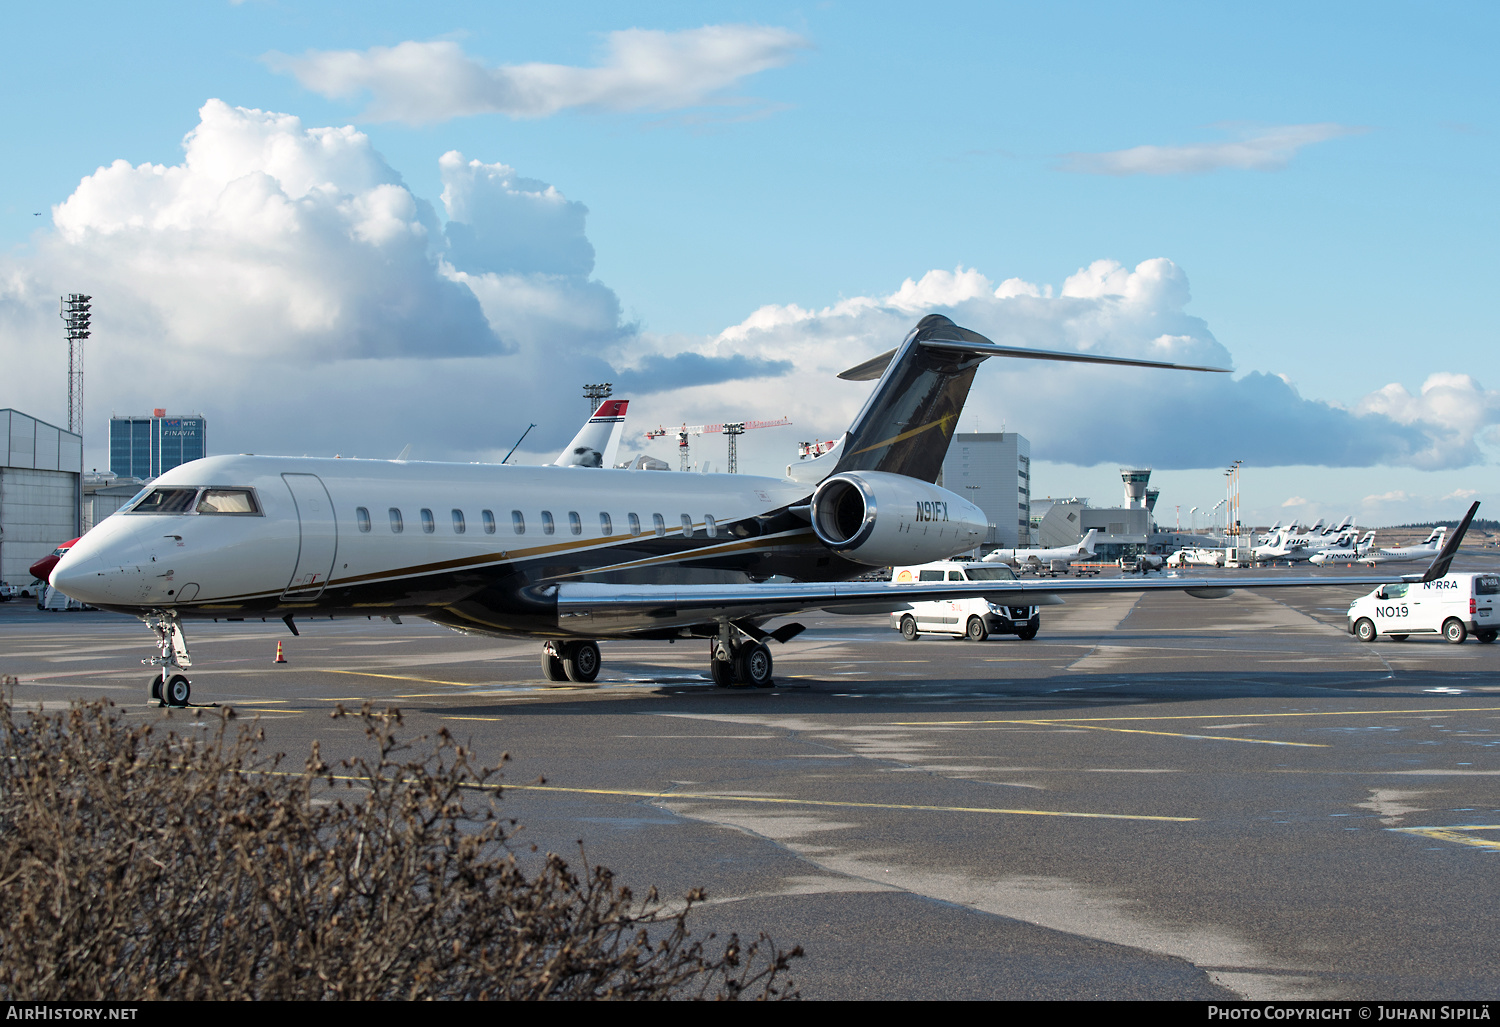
[965,616,989,642]
[1477,630,1497,644]
[1017,618,1039,641]
[164,675,191,707]
[1443,618,1468,644]
[736,642,774,688]
[1389,635,1408,642]
[900,615,919,641]
[1355,618,1377,643]
[562,640,601,683]
[150,674,163,702]
[540,647,566,682]
[710,654,736,688]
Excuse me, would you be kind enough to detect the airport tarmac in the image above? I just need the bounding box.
[3,558,1498,1001]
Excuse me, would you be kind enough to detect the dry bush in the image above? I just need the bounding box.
[0,684,800,1000]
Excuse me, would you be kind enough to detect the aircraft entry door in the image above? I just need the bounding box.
[281,473,338,601]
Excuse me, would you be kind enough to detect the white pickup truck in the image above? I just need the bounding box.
[1347,572,1499,643]
[889,561,1040,641]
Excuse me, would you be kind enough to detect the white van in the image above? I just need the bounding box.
[1347,572,1499,644]
[889,561,1040,641]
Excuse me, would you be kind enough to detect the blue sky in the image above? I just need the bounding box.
[1,2,1494,526]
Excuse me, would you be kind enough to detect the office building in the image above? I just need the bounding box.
[109,409,206,480]
[940,432,1031,549]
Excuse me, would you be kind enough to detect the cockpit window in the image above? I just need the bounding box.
[965,566,1017,581]
[196,489,260,515]
[129,488,199,514]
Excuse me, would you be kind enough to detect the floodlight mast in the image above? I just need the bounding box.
[582,382,612,419]
[60,294,92,435]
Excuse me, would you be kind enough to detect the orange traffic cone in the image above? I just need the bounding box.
[274,641,287,664]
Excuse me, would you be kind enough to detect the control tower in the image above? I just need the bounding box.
[1121,468,1151,509]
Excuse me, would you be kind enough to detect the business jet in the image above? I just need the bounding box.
[50,315,1479,706]
[982,529,1099,568]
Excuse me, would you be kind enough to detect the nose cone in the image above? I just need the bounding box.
[49,547,105,604]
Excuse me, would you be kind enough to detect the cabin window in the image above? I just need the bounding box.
[196,488,261,515]
[704,515,718,538]
[948,571,965,581]
[681,514,695,538]
[628,513,641,536]
[919,570,944,582]
[452,509,466,534]
[511,511,525,535]
[653,514,666,537]
[599,512,612,536]
[569,511,583,536]
[482,509,496,534]
[389,508,404,533]
[542,511,555,535]
[355,507,371,533]
[420,508,435,534]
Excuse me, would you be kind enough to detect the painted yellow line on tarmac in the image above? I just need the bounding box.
[896,706,1500,726]
[492,783,1194,822]
[1029,722,1327,748]
[319,668,491,688]
[444,715,505,722]
[1389,825,1500,851]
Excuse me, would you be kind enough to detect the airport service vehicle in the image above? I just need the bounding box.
[889,561,1039,640]
[49,313,1476,707]
[1166,547,1225,568]
[1347,572,1499,644]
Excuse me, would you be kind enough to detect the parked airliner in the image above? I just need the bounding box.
[1310,527,1447,566]
[49,315,1478,706]
[982,529,1099,568]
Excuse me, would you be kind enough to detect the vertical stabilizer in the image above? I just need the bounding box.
[555,400,630,468]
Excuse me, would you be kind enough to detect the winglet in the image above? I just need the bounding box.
[1403,501,1479,583]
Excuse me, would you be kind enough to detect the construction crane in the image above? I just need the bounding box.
[644,417,791,473]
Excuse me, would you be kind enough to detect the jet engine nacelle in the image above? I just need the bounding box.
[810,471,987,567]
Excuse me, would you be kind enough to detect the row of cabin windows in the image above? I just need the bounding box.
[353,506,718,538]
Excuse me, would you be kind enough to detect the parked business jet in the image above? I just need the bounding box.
[982,529,1099,568]
[50,315,1479,706]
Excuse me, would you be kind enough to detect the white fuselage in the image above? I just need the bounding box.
[52,454,987,638]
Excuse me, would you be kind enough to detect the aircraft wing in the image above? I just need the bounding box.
[557,502,1479,635]
[556,572,1390,633]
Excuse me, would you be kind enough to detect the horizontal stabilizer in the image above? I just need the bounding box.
[839,334,1231,382]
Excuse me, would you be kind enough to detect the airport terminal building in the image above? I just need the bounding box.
[0,409,82,587]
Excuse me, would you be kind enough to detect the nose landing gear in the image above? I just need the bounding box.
[144,611,193,707]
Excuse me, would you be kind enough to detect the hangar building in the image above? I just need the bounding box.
[0,410,82,587]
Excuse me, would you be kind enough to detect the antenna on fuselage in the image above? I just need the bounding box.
[503,424,537,464]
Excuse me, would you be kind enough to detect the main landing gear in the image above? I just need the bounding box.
[540,640,601,683]
[709,623,775,689]
[144,611,194,707]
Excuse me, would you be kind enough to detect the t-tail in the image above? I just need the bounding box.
[831,314,1228,483]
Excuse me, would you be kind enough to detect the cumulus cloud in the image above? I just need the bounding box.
[629,258,1499,473]
[266,27,809,124]
[0,101,781,465]
[1060,123,1364,176]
